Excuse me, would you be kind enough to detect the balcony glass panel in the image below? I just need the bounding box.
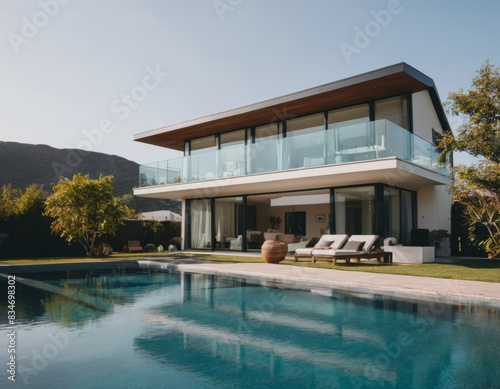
[218,143,246,178]
[285,113,325,169]
[188,151,217,181]
[138,120,449,187]
[250,123,280,174]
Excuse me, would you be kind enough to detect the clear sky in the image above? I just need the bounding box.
[0,0,498,165]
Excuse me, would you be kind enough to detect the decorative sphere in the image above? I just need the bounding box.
[168,244,176,252]
[157,245,164,252]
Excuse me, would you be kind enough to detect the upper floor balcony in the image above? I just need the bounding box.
[138,120,449,188]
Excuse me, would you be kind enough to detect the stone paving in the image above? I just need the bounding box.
[139,258,500,308]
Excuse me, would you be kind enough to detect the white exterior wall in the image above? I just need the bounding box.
[417,185,451,233]
[412,90,443,143]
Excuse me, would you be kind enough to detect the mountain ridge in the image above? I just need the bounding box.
[0,141,180,213]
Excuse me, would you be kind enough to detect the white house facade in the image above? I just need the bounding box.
[133,63,452,254]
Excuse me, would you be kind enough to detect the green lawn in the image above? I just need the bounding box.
[1,252,499,283]
[282,259,500,283]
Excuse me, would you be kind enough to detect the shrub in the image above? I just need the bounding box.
[169,237,182,250]
[144,243,156,253]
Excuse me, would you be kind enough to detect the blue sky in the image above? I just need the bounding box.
[0,0,498,165]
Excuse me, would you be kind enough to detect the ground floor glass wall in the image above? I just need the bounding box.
[334,186,375,236]
[214,197,244,250]
[188,185,415,251]
[190,199,212,249]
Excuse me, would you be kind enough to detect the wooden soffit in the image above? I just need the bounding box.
[134,63,446,151]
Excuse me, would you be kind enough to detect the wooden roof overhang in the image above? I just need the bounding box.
[134,63,450,151]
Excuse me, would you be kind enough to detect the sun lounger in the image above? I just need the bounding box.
[294,234,349,262]
[312,235,380,265]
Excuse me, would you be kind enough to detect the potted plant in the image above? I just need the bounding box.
[430,229,451,254]
[268,215,282,231]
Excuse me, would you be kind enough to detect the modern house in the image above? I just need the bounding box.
[133,63,452,257]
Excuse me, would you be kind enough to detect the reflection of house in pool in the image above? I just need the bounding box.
[133,272,499,388]
[134,63,452,259]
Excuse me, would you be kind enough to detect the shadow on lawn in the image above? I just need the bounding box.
[437,259,500,269]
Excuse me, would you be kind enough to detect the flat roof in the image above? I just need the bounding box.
[134,63,450,151]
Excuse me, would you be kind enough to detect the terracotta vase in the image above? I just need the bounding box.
[261,240,288,263]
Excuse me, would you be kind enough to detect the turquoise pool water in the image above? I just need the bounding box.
[1,268,500,388]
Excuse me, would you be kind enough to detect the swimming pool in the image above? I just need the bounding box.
[1,268,499,388]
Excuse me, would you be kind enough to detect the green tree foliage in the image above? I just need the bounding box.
[0,184,55,258]
[0,184,46,218]
[44,174,129,257]
[0,184,22,218]
[142,219,165,245]
[440,61,500,257]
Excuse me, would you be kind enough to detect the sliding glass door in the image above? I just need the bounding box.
[190,199,212,249]
[334,186,375,235]
[214,197,244,251]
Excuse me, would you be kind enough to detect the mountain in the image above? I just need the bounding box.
[0,141,181,214]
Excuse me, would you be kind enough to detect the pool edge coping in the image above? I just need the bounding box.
[137,260,500,309]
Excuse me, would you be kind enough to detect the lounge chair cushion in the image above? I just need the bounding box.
[343,241,365,251]
[305,237,319,247]
[295,247,315,255]
[315,240,335,248]
[312,235,378,257]
[312,249,363,256]
[348,235,378,252]
[295,234,349,255]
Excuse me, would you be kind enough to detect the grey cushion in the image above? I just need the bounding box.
[306,237,319,248]
[343,241,365,251]
[315,240,334,248]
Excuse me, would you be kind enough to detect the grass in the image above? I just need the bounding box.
[0,252,262,266]
[282,259,500,283]
[1,252,499,283]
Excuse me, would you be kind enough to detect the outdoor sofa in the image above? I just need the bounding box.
[128,240,143,252]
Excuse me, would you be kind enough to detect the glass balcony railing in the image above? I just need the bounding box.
[138,120,449,187]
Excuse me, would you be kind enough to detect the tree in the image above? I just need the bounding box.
[0,184,22,219]
[44,174,128,257]
[440,61,500,257]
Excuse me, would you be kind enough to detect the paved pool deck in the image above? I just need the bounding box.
[139,258,500,308]
[2,255,499,308]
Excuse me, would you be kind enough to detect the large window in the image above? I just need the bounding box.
[334,186,375,235]
[219,130,246,177]
[285,113,325,169]
[190,199,212,249]
[214,197,244,251]
[328,104,370,128]
[375,96,409,130]
[328,104,372,163]
[190,135,216,155]
[382,186,414,245]
[400,190,414,245]
[220,130,245,148]
[249,123,281,174]
[383,187,400,241]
